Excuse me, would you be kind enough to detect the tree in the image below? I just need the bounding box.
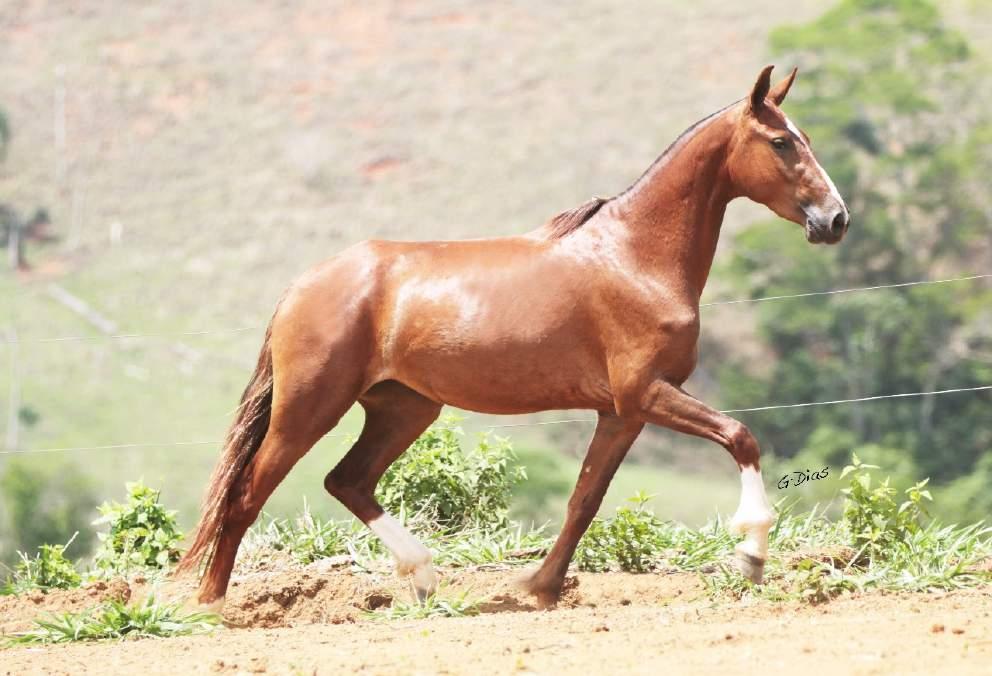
[717,0,992,491]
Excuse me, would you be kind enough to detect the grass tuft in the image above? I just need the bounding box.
[6,597,221,645]
[368,587,482,621]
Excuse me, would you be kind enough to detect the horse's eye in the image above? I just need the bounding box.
[771,137,790,151]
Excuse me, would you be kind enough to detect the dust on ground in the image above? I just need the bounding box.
[2,566,990,675]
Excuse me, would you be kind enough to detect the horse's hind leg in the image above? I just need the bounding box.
[324,380,442,599]
[196,368,363,606]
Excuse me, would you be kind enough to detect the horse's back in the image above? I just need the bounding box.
[273,235,612,412]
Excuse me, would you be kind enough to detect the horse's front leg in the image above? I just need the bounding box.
[520,413,643,607]
[617,377,775,583]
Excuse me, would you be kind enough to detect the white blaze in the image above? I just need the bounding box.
[784,114,844,206]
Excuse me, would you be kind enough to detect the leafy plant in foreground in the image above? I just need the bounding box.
[92,481,183,574]
[840,452,932,563]
[575,492,666,573]
[6,596,220,645]
[2,535,81,595]
[377,417,526,534]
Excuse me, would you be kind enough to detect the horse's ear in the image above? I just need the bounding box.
[769,67,798,106]
[747,65,775,116]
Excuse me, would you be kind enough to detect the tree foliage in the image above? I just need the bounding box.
[0,459,98,567]
[718,0,992,513]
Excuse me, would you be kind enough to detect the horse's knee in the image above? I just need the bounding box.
[323,469,342,498]
[726,420,760,468]
[323,467,364,501]
[324,468,383,523]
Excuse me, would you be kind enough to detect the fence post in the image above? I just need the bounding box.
[5,327,19,451]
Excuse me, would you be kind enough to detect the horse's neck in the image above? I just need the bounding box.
[608,113,736,300]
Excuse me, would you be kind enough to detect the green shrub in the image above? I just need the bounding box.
[92,481,183,574]
[575,492,665,573]
[2,535,81,595]
[376,417,525,533]
[840,453,932,562]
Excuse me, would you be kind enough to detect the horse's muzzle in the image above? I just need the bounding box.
[805,207,849,244]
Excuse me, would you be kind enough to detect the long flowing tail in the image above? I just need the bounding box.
[174,321,275,577]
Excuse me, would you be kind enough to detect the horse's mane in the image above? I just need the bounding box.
[536,99,744,242]
[538,196,610,240]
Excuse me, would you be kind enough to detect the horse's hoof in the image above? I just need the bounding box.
[735,549,765,585]
[182,594,225,616]
[410,563,438,603]
[514,569,563,609]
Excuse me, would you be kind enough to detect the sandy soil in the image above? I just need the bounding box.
[2,566,990,675]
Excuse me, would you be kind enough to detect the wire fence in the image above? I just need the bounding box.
[699,273,992,307]
[4,272,989,345]
[3,384,988,456]
[2,270,989,455]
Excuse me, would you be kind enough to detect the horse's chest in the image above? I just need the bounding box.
[602,290,701,381]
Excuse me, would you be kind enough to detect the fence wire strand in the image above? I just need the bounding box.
[5,272,988,344]
[3,384,988,456]
[699,273,991,307]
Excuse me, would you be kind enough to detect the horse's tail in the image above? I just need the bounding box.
[174,320,276,577]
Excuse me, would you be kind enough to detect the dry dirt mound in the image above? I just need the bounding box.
[0,579,130,634]
[0,564,703,634]
[3,568,991,675]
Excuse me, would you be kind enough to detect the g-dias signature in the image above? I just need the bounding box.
[777,467,829,490]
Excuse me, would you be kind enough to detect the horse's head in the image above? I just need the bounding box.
[726,65,849,244]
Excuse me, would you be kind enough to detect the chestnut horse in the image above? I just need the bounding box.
[177,65,848,609]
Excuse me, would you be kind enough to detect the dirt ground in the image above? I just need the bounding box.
[2,566,990,675]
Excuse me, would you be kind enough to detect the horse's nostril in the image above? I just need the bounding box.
[831,210,848,235]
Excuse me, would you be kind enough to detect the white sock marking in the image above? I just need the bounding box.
[368,512,436,592]
[730,465,775,558]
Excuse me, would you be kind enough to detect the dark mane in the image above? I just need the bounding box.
[537,98,743,241]
[539,196,609,240]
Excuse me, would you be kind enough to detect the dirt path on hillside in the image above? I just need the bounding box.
[3,568,990,675]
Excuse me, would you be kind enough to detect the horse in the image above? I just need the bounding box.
[176,65,848,610]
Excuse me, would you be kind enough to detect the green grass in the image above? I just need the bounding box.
[5,597,221,645]
[1,535,81,595]
[240,500,550,573]
[703,498,992,604]
[368,587,482,621]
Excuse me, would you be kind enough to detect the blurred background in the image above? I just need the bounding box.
[1,0,990,566]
